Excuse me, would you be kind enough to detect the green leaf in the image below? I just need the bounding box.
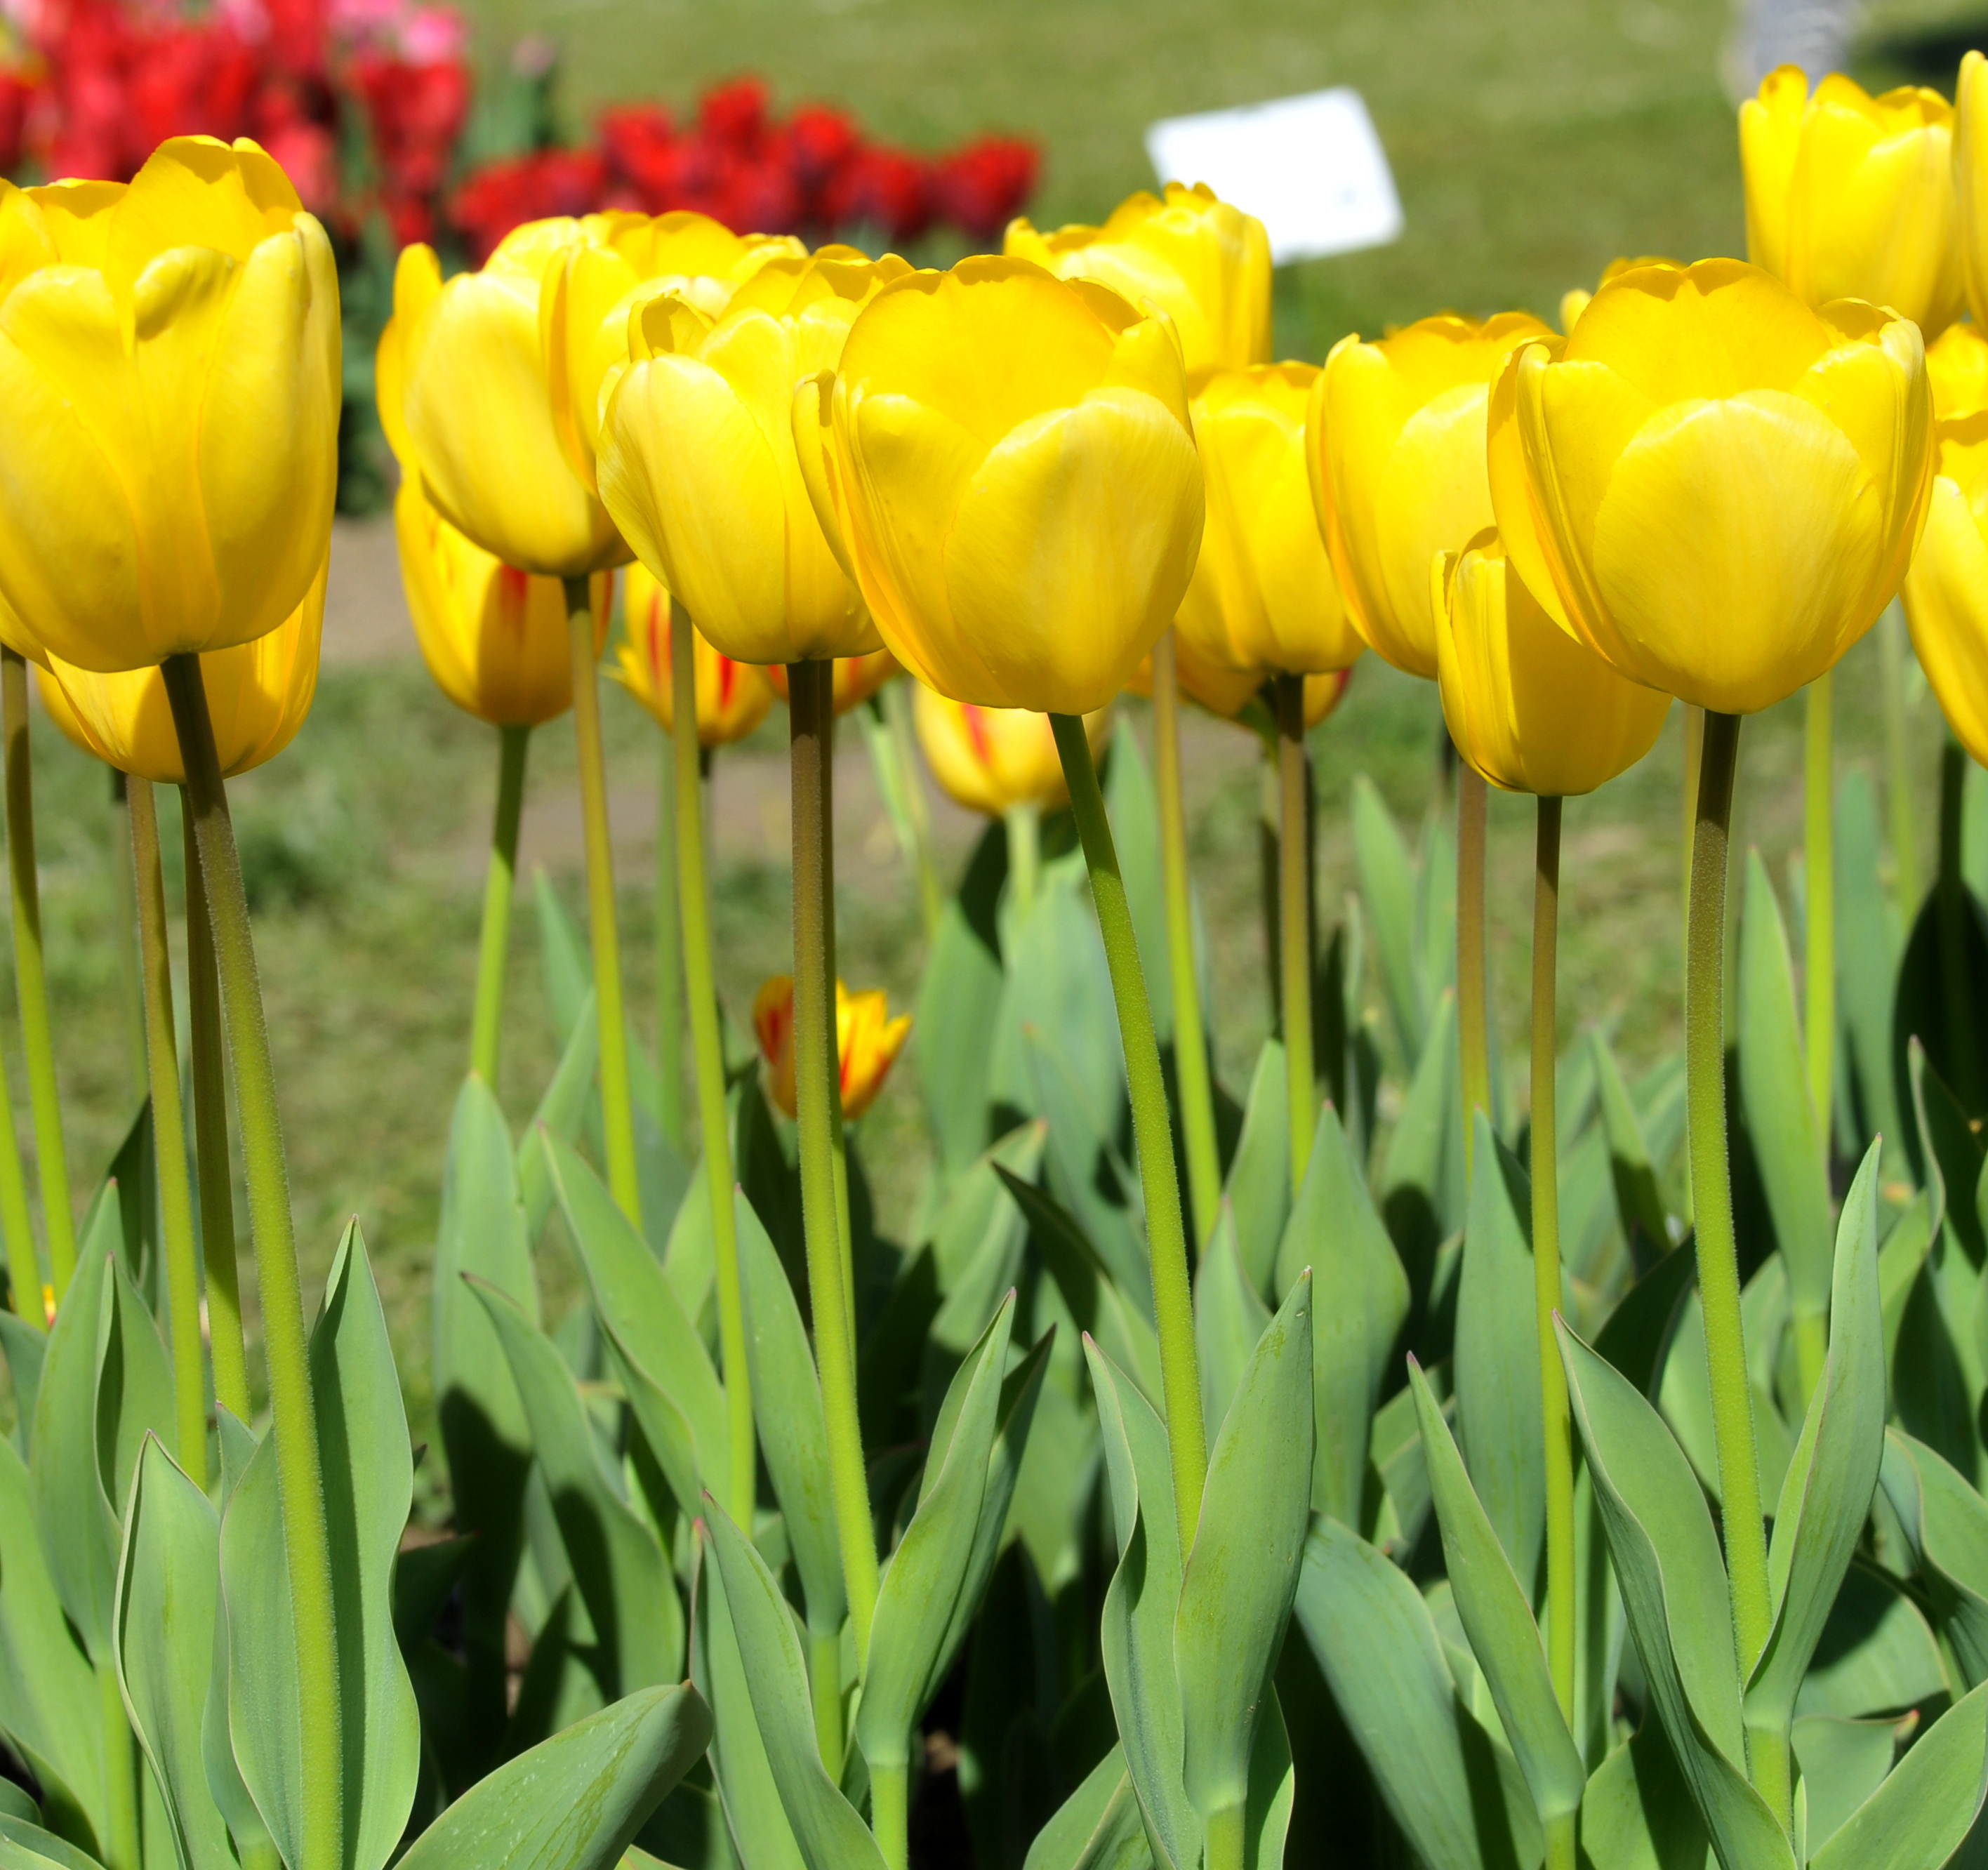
[703,1504,886,1870]
[1877,1428,1988,1686]
[0,1311,44,1459]
[1791,1714,1897,1855]
[1592,1244,1697,1400]
[1024,1026,1143,1309]
[1020,1746,1149,1870]
[1880,1193,1938,1378]
[918,886,1007,1185]
[1410,1361,1584,1828]
[0,1817,102,1870]
[1577,1722,1709,1870]
[535,870,593,1047]
[1454,1114,1543,1593]
[927,1129,1045,1385]
[222,1226,420,1870]
[1224,1040,1290,1299]
[112,1435,233,1870]
[1275,1101,1407,1529]
[394,1685,711,1870]
[392,1537,476,1656]
[1104,718,1172,1044]
[1177,1274,1313,1833]
[1353,776,1425,1063]
[1194,1207,1270,1440]
[990,868,1121,1140]
[518,996,600,1245]
[471,1277,684,1697]
[1738,852,1834,1330]
[1795,1560,1949,1719]
[1592,1031,1670,1259]
[1893,886,1988,1146]
[201,1407,271,1864]
[1808,1679,1988,1870]
[1558,1319,1796,1870]
[0,1789,35,1828]
[1378,993,1464,1304]
[1834,771,1901,1160]
[1415,807,1459,1037]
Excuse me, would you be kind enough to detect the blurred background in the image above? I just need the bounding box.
[0,0,1975,1446]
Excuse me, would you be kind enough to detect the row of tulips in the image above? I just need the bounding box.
[1,41,1987,1870]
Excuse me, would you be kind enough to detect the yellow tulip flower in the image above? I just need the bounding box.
[1487,259,1934,715]
[752,974,910,1122]
[1560,257,1677,337]
[1928,319,1988,419]
[1742,66,1961,338]
[1902,409,1988,764]
[1433,528,1669,797]
[597,253,908,667]
[798,257,1204,715]
[394,227,623,579]
[765,649,901,715]
[37,555,327,783]
[0,139,339,675]
[1177,362,1363,679]
[543,211,807,498]
[1959,52,1988,327]
[1004,182,1271,385]
[913,684,1110,816]
[615,560,774,749]
[1308,311,1553,681]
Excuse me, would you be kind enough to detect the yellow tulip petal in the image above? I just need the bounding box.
[105,136,299,293]
[1904,473,1988,763]
[1741,66,1806,277]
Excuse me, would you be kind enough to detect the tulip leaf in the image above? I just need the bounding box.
[1020,1745,1149,1870]
[1193,1206,1269,1439]
[1103,719,1172,1044]
[0,1791,33,1828]
[112,1435,234,1870]
[704,1502,886,1870]
[1024,1026,1145,1312]
[1834,771,1901,1158]
[1223,1039,1290,1296]
[1877,1427,1988,1687]
[394,1683,712,1870]
[201,1406,271,1863]
[1177,1273,1312,1836]
[917,842,1007,1185]
[1893,887,1988,1149]
[1352,776,1425,1063]
[1796,1559,1949,1719]
[1592,1030,1670,1259]
[0,1819,100,1870]
[1378,993,1464,1306]
[536,871,593,1049]
[1791,1715,1897,1855]
[93,1255,175,1547]
[1807,1679,1988,1870]
[1577,1720,1709,1870]
[1592,1240,1697,1400]
[1557,1317,1797,1870]
[1409,1360,1584,1827]
[518,994,600,1244]
[471,1275,684,1698]
[0,1311,44,1460]
[1277,1100,1408,1528]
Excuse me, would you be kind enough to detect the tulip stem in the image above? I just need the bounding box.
[1154,632,1221,1249]
[1006,802,1040,924]
[1531,798,1576,1749]
[1939,736,1983,1111]
[1258,746,1281,1031]
[870,1759,908,1870]
[110,771,148,1108]
[127,778,206,1482]
[811,693,857,1353]
[654,724,686,1155]
[2,649,74,1302]
[1276,676,1316,1196]
[98,1659,139,1870]
[1052,712,1206,1551]
[1457,762,1491,1186]
[882,682,943,942]
[182,791,248,1424]
[1881,602,1919,922]
[0,1032,35,1327]
[670,605,755,1527]
[809,1627,844,1777]
[163,653,340,1870]
[1803,673,1834,1169]
[470,724,530,1089]
[789,658,879,1663]
[1682,704,1704,959]
[564,583,641,1224]
[1685,712,1772,1702]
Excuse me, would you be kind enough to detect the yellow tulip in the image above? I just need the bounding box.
[597,253,908,666]
[1927,319,1988,419]
[1902,409,1988,764]
[394,227,622,578]
[1560,257,1678,336]
[913,684,1110,816]
[1308,311,1553,680]
[1959,52,1988,327]
[616,560,774,748]
[1177,362,1363,679]
[1433,528,1669,796]
[752,974,910,1122]
[765,649,901,715]
[543,211,807,498]
[1004,183,1271,385]
[37,555,326,783]
[1131,642,1349,729]
[1487,259,1934,715]
[0,139,340,674]
[1742,67,1961,338]
[799,257,1204,715]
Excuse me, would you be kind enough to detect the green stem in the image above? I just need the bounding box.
[1457,762,1491,1184]
[1803,673,1834,1164]
[1685,712,1772,1699]
[790,661,880,1662]
[1202,1803,1245,1870]
[1532,799,1575,1732]
[1277,676,1316,1195]
[809,1626,844,1776]
[110,771,147,1108]
[1153,632,1221,1248]
[470,724,530,1089]
[3,649,73,1301]
[1005,802,1040,923]
[1881,601,1919,922]
[1052,712,1206,1550]
[564,579,640,1221]
[163,654,340,1870]
[817,703,857,1357]
[1544,1812,1576,1870]
[882,681,943,943]
[1682,704,1704,958]
[182,792,248,1423]
[98,1660,139,1870]
[670,605,755,1525]
[128,778,206,1482]
[654,723,686,1155]
[870,1759,908,1870]
[0,1024,34,1326]
[1259,745,1280,1033]
[1940,736,1982,1111]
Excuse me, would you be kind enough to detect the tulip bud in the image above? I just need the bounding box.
[0,140,340,674]
[913,684,1109,816]
[615,561,774,749]
[803,257,1204,715]
[1309,311,1553,681]
[597,251,908,666]
[753,974,910,1122]
[1928,319,1988,420]
[1004,182,1271,385]
[1487,259,1935,715]
[1902,409,1988,765]
[765,649,901,715]
[1742,67,1960,338]
[1433,529,1668,797]
[37,557,327,783]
